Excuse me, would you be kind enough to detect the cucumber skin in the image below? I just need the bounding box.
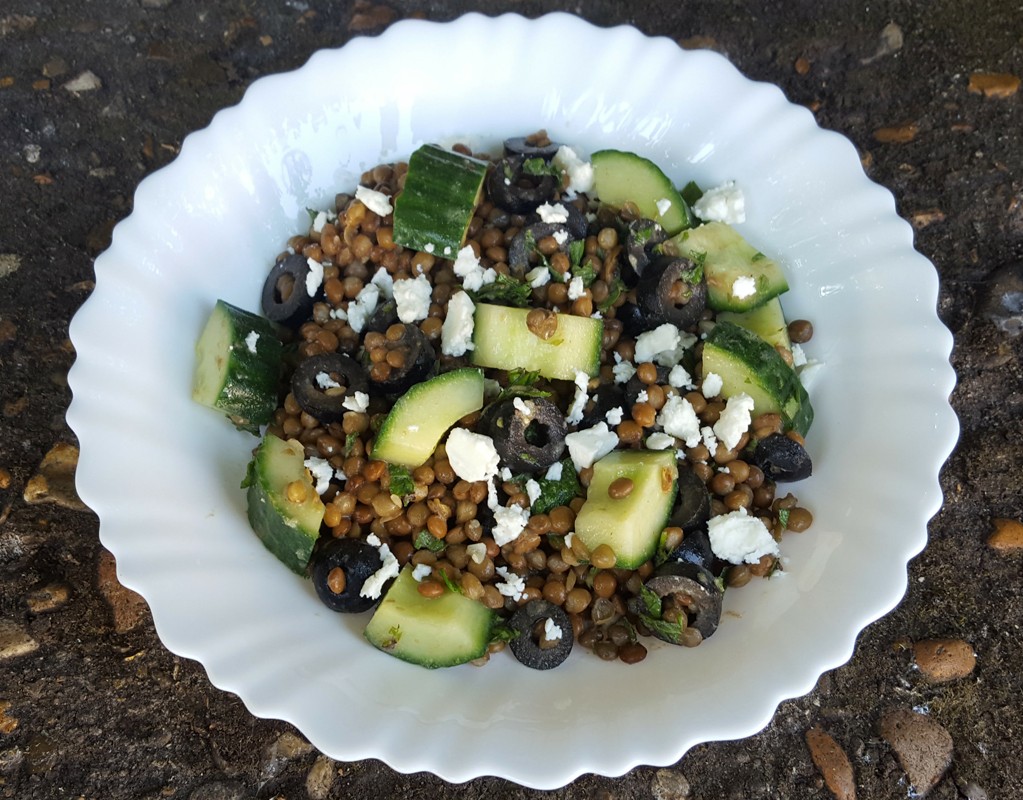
[717,297,792,352]
[364,565,495,668]
[193,300,282,434]
[245,434,324,575]
[704,321,813,435]
[392,144,488,255]
[591,149,692,235]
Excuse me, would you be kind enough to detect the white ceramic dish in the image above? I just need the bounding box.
[66,12,958,790]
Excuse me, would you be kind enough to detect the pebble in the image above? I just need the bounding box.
[879,708,953,796]
[23,442,88,511]
[348,2,397,32]
[0,467,10,489]
[0,253,20,279]
[0,700,18,734]
[0,320,15,345]
[260,731,315,782]
[987,517,1023,550]
[0,619,38,661]
[25,581,71,614]
[650,767,691,799]
[97,549,148,632]
[873,122,920,144]
[910,209,946,229]
[862,22,904,64]
[977,263,1023,336]
[912,638,976,682]
[968,71,1020,98]
[62,69,102,94]
[804,726,856,800]
[955,777,989,800]
[305,754,337,799]
[41,56,67,78]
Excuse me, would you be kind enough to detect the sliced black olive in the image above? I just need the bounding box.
[624,367,669,405]
[291,353,369,423]
[362,298,399,335]
[616,301,648,339]
[669,467,712,537]
[507,599,574,670]
[508,221,573,276]
[366,323,437,397]
[486,155,558,214]
[620,218,668,286]
[478,397,566,473]
[503,136,561,160]
[667,527,715,571]
[752,433,813,482]
[636,254,707,331]
[632,562,723,642]
[579,384,627,429]
[310,537,383,613]
[261,253,317,329]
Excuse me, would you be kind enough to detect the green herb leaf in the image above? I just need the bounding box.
[494,384,553,404]
[240,458,256,489]
[344,432,359,457]
[778,507,791,530]
[597,276,626,313]
[572,260,598,287]
[654,528,674,566]
[679,180,704,207]
[751,251,766,262]
[489,623,521,644]
[530,458,581,515]
[438,569,462,594]
[508,368,541,386]
[767,558,783,579]
[414,530,446,553]
[568,239,585,269]
[640,613,686,644]
[547,533,566,551]
[470,273,533,307]
[638,584,663,619]
[522,157,559,177]
[387,465,415,498]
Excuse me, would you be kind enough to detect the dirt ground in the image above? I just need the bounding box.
[1,1,1021,798]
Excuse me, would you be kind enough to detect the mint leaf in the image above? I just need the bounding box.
[597,276,626,313]
[569,238,585,269]
[778,507,791,530]
[639,584,663,619]
[530,458,581,515]
[438,569,462,594]
[489,623,520,644]
[344,432,359,457]
[640,614,686,644]
[414,531,446,553]
[522,157,559,177]
[387,465,415,498]
[470,273,532,307]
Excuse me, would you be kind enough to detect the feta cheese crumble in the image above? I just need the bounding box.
[305,257,324,297]
[712,392,755,451]
[441,290,476,357]
[355,185,393,217]
[565,370,591,425]
[315,371,341,390]
[565,423,618,471]
[656,197,673,217]
[693,180,746,224]
[791,342,808,367]
[707,507,779,564]
[668,364,694,390]
[244,331,259,354]
[605,406,624,426]
[646,432,675,450]
[553,229,570,246]
[731,275,757,300]
[702,372,724,398]
[526,266,551,288]
[445,427,501,483]
[304,457,334,495]
[536,202,569,224]
[634,323,681,364]
[544,617,563,641]
[525,478,542,507]
[466,542,488,564]
[371,266,394,300]
[411,563,433,582]
[452,245,497,292]
[567,275,585,300]
[513,397,532,417]
[612,352,636,384]
[341,390,370,413]
[700,425,719,454]
[553,146,594,196]
[393,274,432,323]
[361,533,400,599]
[544,461,563,481]
[346,282,380,333]
[495,566,526,601]
[657,395,702,448]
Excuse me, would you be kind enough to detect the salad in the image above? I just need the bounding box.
[191,131,817,670]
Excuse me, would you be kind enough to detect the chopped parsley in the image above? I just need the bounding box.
[471,272,532,307]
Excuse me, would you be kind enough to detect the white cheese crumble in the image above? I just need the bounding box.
[346,282,380,333]
[693,180,746,224]
[526,266,551,288]
[305,257,324,297]
[441,290,476,357]
[411,563,433,582]
[311,210,329,234]
[513,397,532,417]
[315,371,341,390]
[553,229,570,246]
[634,323,681,364]
[700,425,719,454]
[791,342,808,367]
[612,352,637,384]
[565,370,591,425]
[445,427,501,483]
[731,275,757,299]
[466,542,488,565]
[341,390,369,413]
[495,566,526,601]
[713,392,755,452]
[707,507,779,564]
[493,503,530,547]
[500,466,514,482]
[564,531,575,549]
[452,244,497,291]
[544,461,563,481]
[636,389,649,403]
[525,478,542,507]
[244,331,259,354]
[567,275,585,300]
[424,243,435,254]
[355,185,394,217]
[304,457,334,495]
[553,146,594,196]
[605,406,624,426]
[657,395,703,448]
[361,534,400,599]
[537,202,570,224]
[668,364,694,390]
[645,432,675,450]
[371,266,394,300]
[702,372,724,398]
[544,617,563,641]
[565,423,618,471]
[656,197,673,216]
[329,307,348,321]
[393,274,432,323]
[798,361,825,392]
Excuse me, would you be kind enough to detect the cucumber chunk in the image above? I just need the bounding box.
[392,144,489,256]
[364,565,496,668]
[574,450,678,569]
[671,221,789,312]
[470,303,603,380]
[245,433,325,575]
[591,149,692,235]
[717,296,792,353]
[192,299,282,434]
[702,321,813,435]
[371,368,485,467]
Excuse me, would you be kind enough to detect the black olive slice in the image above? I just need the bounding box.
[365,323,437,397]
[291,353,369,423]
[486,155,558,214]
[752,433,813,482]
[669,468,712,537]
[624,368,669,405]
[310,537,383,613]
[261,253,318,329]
[615,301,648,339]
[636,254,707,331]
[478,397,566,473]
[503,136,561,160]
[621,218,668,285]
[362,298,399,335]
[507,599,574,670]
[579,384,627,429]
[633,562,723,642]
[508,222,573,276]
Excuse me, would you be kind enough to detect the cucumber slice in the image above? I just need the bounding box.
[371,368,485,467]
[192,299,282,434]
[364,565,496,668]
[245,433,325,575]
[591,149,692,235]
[574,449,678,569]
[671,221,789,312]
[470,303,603,380]
[702,321,813,435]
[717,296,792,353]
[392,144,488,256]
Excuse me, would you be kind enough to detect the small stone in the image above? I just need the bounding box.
[0,467,10,489]
[968,72,1020,99]
[873,122,919,144]
[879,708,953,796]
[0,701,18,734]
[678,35,722,53]
[0,746,24,773]
[348,2,396,32]
[188,781,246,800]
[651,767,691,799]
[987,517,1023,550]
[23,442,89,511]
[0,254,20,279]
[1,15,37,35]
[955,777,989,800]
[305,754,337,799]
[261,731,315,782]
[25,581,72,614]
[909,209,946,229]
[32,78,50,90]
[862,22,904,64]
[0,620,38,661]
[62,70,102,94]
[98,550,149,632]
[0,320,15,345]
[794,56,811,75]
[0,76,13,89]
[805,726,856,800]
[23,144,41,164]
[912,639,976,682]
[41,56,68,78]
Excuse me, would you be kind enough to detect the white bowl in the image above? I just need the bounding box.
[66,12,958,790]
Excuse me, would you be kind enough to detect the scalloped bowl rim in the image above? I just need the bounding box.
[66,12,958,790]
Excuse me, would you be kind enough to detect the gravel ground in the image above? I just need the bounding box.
[1,2,1021,799]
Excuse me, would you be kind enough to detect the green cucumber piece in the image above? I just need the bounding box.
[702,321,813,435]
[717,296,792,353]
[671,221,789,312]
[371,368,485,467]
[192,299,282,434]
[364,565,496,668]
[574,450,678,569]
[245,433,324,575]
[470,303,603,380]
[591,149,692,235]
[392,144,488,256]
